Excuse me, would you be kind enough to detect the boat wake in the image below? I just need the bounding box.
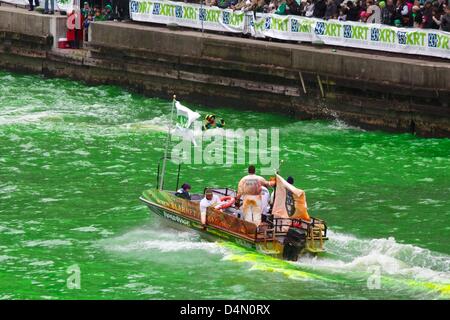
[98,227,226,256]
[98,225,449,298]
[297,231,450,281]
[221,230,450,298]
[120,116,170,133]
[0,111,63,126]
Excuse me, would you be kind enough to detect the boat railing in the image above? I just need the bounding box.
[255,215,328,243]
[203,187,237,197]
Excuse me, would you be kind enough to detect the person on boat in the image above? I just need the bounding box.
[199,189,220,226]
[260,185,271,219]
[236,165,272,225]
[202,114,225,131]
[175,183,191,200]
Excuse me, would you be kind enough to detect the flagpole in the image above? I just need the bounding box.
[159,95,176,190]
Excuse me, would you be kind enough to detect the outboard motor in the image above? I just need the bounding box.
[283,227,307,261]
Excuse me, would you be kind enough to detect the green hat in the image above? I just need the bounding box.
[105,4,112,9]
[379,1,385,8]
[394,19,402,27]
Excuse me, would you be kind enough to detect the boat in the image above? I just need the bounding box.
[140,159,328,261]
[140,97,328,261]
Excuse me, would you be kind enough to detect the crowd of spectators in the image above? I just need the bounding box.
[80,2,118,42]
[27,0,129,20]
[198,0,450,30]
[81,2,115,22]
[25,0,449,31]
[63,2,117,47]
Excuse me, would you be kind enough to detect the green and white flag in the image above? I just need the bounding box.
[173,101,200,145]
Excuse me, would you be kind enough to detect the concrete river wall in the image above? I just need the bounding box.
[1,6,449,137]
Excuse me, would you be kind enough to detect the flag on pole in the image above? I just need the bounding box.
[173,101,200,145]
[272,174,310,221]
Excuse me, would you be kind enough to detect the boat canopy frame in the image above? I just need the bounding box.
[156,156,182,192]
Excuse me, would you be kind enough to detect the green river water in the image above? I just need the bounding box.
[0,71,449,300]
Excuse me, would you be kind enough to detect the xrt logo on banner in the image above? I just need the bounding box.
[175,5,183,18]
[315,22,325,35]
[290,19,311,33]
[153,2,160,14]
[428,33,438,48]
[370,28,380,41]
[265,17,271,30]
[130,0,139,13]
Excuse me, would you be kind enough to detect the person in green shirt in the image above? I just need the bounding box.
[275,1,288,15]
[81,2,92,19]
[94,8,106,21]
[104,4,114,21]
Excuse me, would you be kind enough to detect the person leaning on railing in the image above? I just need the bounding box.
[230,0,253,11]
[286,0,303,15]
[380,0,396,25]
[439,5,450,31]
[303,0,315,17]
[365,0,381,23]
[422,0,436,28]
[411,5,423,27]
[313,0,327,18]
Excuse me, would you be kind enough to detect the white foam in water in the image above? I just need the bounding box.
[72,149,90,157]
[328,118,363,131]
[0,111,62,126]
[0,225,25,235]
[29,260,54,267]
[120,116,171,132]
[295,230,450,285]
[100,228,225,255]
[23,239,73,248]
[200,128,245,139]
[70,226,113,236]
[0,255,15,262]
[108,239,220,253]
[417,178,434,183]
[71,226,101,233]
[284,118,364,137]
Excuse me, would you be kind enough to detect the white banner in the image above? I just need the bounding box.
[251,13,313,41]
[130,0,449,59]
[251,14,450,59]
[129,0,246,33]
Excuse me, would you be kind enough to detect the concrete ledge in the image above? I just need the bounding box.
[90,21,450,92]
[0,30,52,46]
[0,6,66,47]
